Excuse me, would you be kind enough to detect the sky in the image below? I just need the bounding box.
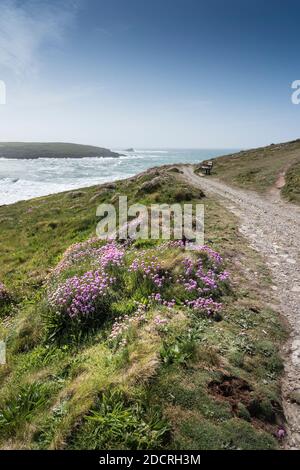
[0,0,299,149]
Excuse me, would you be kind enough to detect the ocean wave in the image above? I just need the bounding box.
[119,154,147,160]
[0,148,229,205]
[0,174,133,205]
[0,177,19,183]
[135,150,169,154]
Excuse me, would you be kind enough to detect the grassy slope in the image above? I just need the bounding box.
[0,142,120,159]
[199,139,300,204]
[281,160,300,204]
[0,167,285,449]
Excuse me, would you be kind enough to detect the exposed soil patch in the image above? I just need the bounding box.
[275,173,286,189]
[208,376,283,436]
[208,376,252,412]
[268,166,290,202]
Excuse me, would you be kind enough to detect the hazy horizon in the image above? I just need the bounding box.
[0,140,241,151]
[0,0,300,149]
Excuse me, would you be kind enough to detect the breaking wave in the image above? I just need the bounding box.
[0,148,235,205]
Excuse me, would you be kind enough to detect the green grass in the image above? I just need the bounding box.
[0,165,286,449]
[197,139,300,203]
[281,160,300,204]
[0,381,56,438]
[68,389,169,450]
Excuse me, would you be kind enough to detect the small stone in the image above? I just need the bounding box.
[67,191,85,199]
[103,182,116,190]
[291,285,300,293]
[289,391,300,405]
[139,176,164,193]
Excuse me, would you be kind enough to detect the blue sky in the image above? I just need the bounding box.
[0,0,299,148]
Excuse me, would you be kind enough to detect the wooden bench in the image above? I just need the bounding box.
[200,161,213,175]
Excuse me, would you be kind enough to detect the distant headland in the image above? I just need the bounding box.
[0,142,121,159]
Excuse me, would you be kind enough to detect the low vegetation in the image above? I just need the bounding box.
[0,165,286,449]
[281,160,300,204]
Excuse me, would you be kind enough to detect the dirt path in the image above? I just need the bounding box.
[182,166,300,449]
[268,164,290,203]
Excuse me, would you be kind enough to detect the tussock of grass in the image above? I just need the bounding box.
[68,389,169,450]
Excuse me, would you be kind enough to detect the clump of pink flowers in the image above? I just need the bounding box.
[109,302,148,346]
[46,239,230,339]
[178,254,228,294]
[128,253,168,288]
[185,297,222,315]
[98,243,125,269]
[50,238,101,276]
[149,293,176,309]
[198,245,223,265]
[48,270,114,318]
[154,315,169,326]
[50,239,125,278]
[277,427,286,440]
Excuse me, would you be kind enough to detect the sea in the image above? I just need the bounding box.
[0,148,238,205]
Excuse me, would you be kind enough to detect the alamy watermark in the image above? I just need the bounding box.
[291,80,300,104]
[96,196,204,249]
[0,80,6,105]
